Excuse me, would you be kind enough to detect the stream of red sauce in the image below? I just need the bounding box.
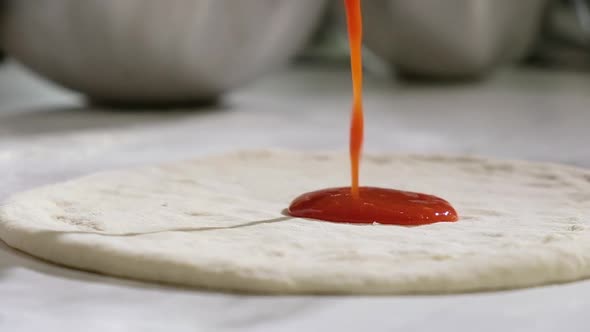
[287,0,458,225]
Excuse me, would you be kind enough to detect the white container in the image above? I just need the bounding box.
[362,0,548,78]
[0,0,328,103]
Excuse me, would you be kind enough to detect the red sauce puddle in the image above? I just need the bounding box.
[289,187,458,226]
[287,0,459,225]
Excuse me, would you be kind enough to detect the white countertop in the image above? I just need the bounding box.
[1,62,590,331]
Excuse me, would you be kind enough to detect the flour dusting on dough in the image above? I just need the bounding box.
[1,150,590,294]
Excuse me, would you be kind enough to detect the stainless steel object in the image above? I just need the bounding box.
[0,0,328,103]
[362,0,549,78]
[532,0,590,69]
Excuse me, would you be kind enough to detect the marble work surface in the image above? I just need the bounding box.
[1,62,590,331]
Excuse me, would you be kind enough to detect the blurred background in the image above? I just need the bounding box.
[0,0,589,165]
[1,0,589,100]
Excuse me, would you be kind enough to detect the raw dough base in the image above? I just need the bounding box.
[1,150,590,295]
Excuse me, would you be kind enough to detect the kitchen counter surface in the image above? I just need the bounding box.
[1,62,590,331]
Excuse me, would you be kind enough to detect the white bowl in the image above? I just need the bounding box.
[362,0,548,78]
[0,0,328,103]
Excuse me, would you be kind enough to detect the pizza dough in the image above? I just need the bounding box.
[1,150,590,294]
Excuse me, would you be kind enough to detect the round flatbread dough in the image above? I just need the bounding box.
[1,150,590,294]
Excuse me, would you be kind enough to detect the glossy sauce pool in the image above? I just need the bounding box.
[287,0,459,226]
